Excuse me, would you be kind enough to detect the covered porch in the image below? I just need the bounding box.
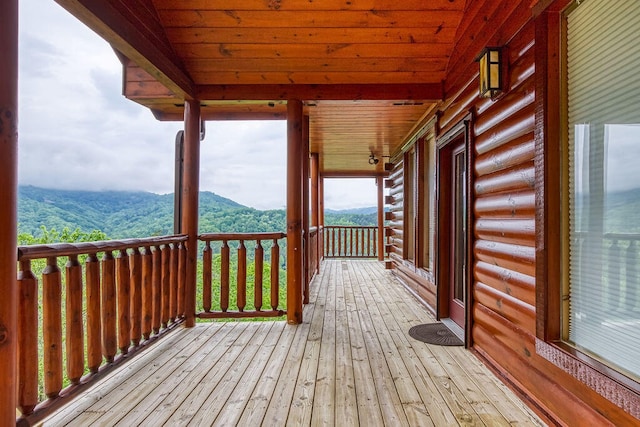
[43,260,543,426]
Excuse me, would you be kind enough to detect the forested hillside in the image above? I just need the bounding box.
[18,186,377,240]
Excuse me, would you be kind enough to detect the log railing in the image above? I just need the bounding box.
[16,235,187,425]
[324,225,378,258]
[198,232,286,319]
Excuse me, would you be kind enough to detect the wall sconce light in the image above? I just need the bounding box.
[368,152,379,165]
[476,47,503,98]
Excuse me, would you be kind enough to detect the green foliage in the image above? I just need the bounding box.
[18,225,108,245]
[324,212,377,226]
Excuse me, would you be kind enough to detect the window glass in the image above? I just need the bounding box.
[565,0,640,380]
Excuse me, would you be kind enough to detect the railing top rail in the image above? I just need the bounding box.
[323,225,378,229]
[199,232,286,242]
[17,234,188,261]
[309,226,319,234]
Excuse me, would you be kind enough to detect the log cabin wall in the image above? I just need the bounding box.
[387,0,639,424]
[385,158,404,264]
[459,1,636,423]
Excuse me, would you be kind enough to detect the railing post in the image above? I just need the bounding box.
[303,114,310,304]
[287,98,304,324]
[182,99,201,327]
[101,251,117,363]
[271,239,280,311]
[66,255,85,383]
[311,153,320,271]
[130,248,142,346]
[43,257,63,398]
[237,240,247,312]
[0,0,18,420]
[169,243,179,322]
[377,175,385,261]
[17,260,38,416]
[117,250,131,354]
[221,241,230,312]
[152,246,162,335]
[141,246,153,340]
[86,253,102,371]
[255,240,264,311]
[202,240,212,312]
[161,244,171,327]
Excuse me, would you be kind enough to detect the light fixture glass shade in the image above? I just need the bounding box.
[477,47,502,98]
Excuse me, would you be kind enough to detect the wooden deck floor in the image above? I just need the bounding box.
[45,260,544,426]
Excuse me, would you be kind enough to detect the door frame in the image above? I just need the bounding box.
[435,115,474,347]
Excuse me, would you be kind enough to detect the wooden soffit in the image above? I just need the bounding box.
[55,0,467,175]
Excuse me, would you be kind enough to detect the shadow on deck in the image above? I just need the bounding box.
[44,260,544,426]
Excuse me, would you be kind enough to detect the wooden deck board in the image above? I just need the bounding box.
[44,260,545,427]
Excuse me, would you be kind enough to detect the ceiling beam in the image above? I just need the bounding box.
[152,109,287,121]
[55,0,194,99]
[321,171,389,178]
[197,84,443,101]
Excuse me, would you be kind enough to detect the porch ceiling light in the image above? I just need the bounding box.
[369,152,379,165]
[476,47,503,98]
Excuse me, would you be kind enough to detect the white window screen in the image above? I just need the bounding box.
[566,0,640,380]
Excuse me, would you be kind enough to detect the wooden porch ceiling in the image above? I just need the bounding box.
[54,0,467,175]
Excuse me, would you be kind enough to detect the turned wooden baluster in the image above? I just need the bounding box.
[271,239,280,310]
[202,240,212,312]
[43,256,62,398]
[85,253,101,372]
[169,243,179,322]
[66,254,84,383]
[237,240,247,312]
[220,240,230,312]
[101,250,117,363]
[117,249,131,354]
[255,240,264,311]
[161,244,171,328]
[129,248,142,346]
[178,241,186,318]
[152,246,162,334]
[141,246,153,340]
[17,260,38,415]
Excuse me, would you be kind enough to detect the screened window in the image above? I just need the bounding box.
[565,0,640,381]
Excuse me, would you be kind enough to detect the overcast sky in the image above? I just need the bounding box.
[17,0,378,211]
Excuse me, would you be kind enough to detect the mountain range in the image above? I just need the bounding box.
[18,186,378,239]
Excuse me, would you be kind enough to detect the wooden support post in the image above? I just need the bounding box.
[182,99,201,327]
[319,174,325,259]
[287,99,304,324]
[0,0,18,422]
[310,153,320,272]
[302,114,310,304]
[377,176,385,261]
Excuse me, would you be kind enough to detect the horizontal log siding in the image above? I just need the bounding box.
[442,14,546,419]
[438,2,640,424]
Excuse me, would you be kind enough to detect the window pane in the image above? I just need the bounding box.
[566,0,640,381]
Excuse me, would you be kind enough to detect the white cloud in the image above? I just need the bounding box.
[17,0,376,211]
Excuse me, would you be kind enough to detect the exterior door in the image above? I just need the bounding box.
[436,120,470,337]
[448,142,467,328]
